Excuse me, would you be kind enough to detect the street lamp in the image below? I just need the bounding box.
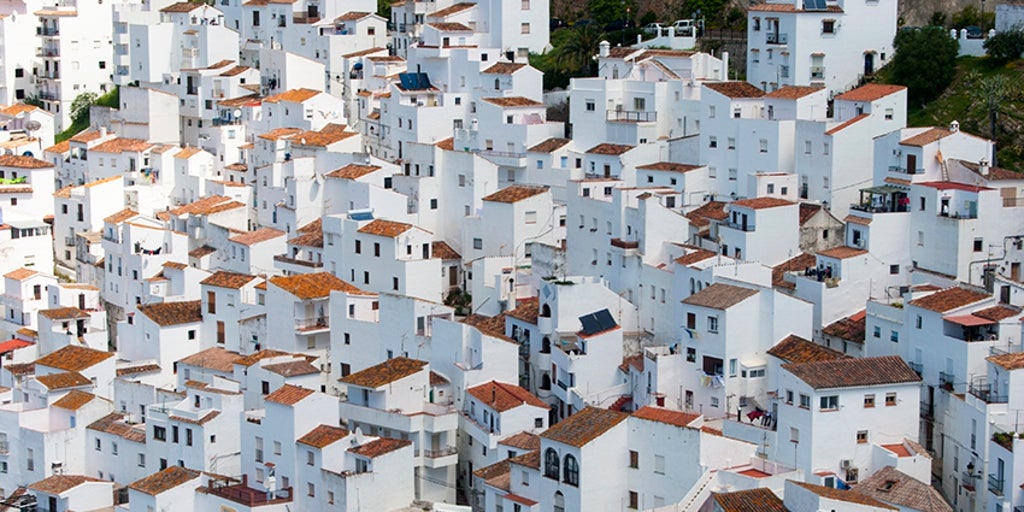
[981,0,986,33]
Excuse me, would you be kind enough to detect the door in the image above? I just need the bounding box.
[864,52,875,76]
[906,154,917,174]
[1011,262,1020,282]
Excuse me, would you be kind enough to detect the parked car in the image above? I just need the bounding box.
[671,19,695,35]
[965,25,983,39]
[643,22,663,34]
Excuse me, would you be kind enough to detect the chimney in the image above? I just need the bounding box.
[949,120,959,133]
[599,40,610,58]
[99,126,107,137]
[721,51,729,80]
[979,159,989,176]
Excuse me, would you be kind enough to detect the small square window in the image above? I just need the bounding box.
[885,392,897,406]
[856,430,868,443]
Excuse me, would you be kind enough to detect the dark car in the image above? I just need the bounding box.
[550,17,565,30]
[965,25,983,39]
[604,19,635,31]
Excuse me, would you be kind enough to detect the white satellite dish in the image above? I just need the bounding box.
[24,120,41,132]
[233,109,242,118]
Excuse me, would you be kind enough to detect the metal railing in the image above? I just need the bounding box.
[38,27,59,36]
[606,110,657,122]
[810,66,825,79]
[987,473,1003,495]
[766,32,787,44]
[887,165,924,175]
[423,446,457,458]
[939,371,955,388]
[295,316,328,331]
[969,383,1007,404]
[907,361,922,376]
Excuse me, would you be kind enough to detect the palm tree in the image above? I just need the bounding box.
[971,74,1021,164]
[552,25,604,77]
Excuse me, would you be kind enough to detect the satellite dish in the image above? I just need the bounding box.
[233,109,242,118]
[24,120,41,132]
[22,151,33,157]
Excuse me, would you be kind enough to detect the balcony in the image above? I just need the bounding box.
[38,27,59,36]
[423,446,457,458]
[969,382,1007,404]
[766,32,787,44]
[36,48,59,57]
[939,371,955,390]
[273,254,323,268]
[723,220,756,232]
[919,402,933,419]
[907,361,922,376]
[0,441,8,455]
[556,379,568,390]
[64,236,75,247]
[37,91,60,101]
[987,473,1003,495]
[207,475,292,507]
[887,165,924,175]
[295,316,329,333]
[810,66,825,79]
[606,110,657,123]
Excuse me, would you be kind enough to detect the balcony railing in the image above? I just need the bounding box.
[477,149,525,159]
[423,446,457,458]
[988,473,1003,495]
[887,165,924,175]
[606,110,657,122]
[907,361,922,376]
[939,371,955,389]
[295,316,328,331]
[766,32,787,44]
[36,48,59,57]
[969,383,1007,404]
[38,27,59,36]
[556,380,568,390]
[0,441,8,454]
[810,66,825,79]
[723,221,756,232]
[273,254,323,268]
[919,402,933,419]
[64,237,75,247]
[37,91,59,101]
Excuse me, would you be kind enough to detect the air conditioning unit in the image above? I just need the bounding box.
[840,459,852,469]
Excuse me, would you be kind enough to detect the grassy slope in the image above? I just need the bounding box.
[898,56,1024,170]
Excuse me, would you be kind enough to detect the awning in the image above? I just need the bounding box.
[861,185,901,195]
[0,339,32,353]
[943,314,995,327]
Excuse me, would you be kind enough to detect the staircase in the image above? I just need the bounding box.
[608,395,632,412]
[675,470,717,512]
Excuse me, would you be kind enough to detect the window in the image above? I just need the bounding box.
[629,450,638,468]
[355,240,361,253]
[884,108,894,120]
[890,330,899,343]
[709,136,717,148]
[708,106,716,118]
[585,100,595,111]
[707,316,718,333]
[820,395,838,410]
[521,22,530,33]
[974,238,983,252]
[864,394,875,408]
[799,394,810,408]
[186,429,193,446]
[790,427,799,442]
[759,139,768,153]
[785,390,794,404]
[856,430,868,443]
[822,20,835,33]
[890,264,899,275]
[95,439,101,451]
[915,315,922,329]
[654,455,665,474]
[525,211,537,224]
[307,482,315,497]
[153,426,166,441]
[273,441,281,455]
[172,426,179,443]
[628,491,638,509]
[138,453,145,467]
[544,448,559,478]
[873,326,881,338]
[112,442,119,455]
[686,347,696,362]
[563,454,579,486]
[805,140,812,154]
[885,392,897,406]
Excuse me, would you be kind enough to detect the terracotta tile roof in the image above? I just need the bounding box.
[674,249,716,266]
[632,405,700,427]
[288,230,323,248]
[499,431,540,451]
[170,195,244,216]
[748,2,843,11]
[342,47,388,58]
[218,94,261,108]
[731,197,794,209]
[270,272,370,299]
[988,350,1024,370]
[116,363,161,377]
[69,129,105,143]
[821,311,867,343]
[768,334,850,363]
[799,203,821,225]
[685,201,727,228]
[175,146,203,159]
[138,300,202,326]
[256,127,304,141]
[541,407,628,447]
[220,65,251,77]
[835,84,906,102]
[637,162,703,173]
[88,412,147,442]
[619,354,644,373]
[45,140,71,153]
[52,390,98,410]
[909,286,990,312]
[236,349,291,367]
[129,466,201,497]
[427,2,475,16]
[334,10,371,20]
[431,241,461,260]
[467,381,547,412]
[973,304,1021,321]
[482,185,548,203]
[357,219,413,237]
[36,345,114,372]
[0,154,52,169]
[230,227,285,245]
[263,360,319,377]
[527,138,571,153]
[160,1,202,12]
[263,88,321,103]
[3,267,37,280]
[505,297,539,324]
[481,96,543,107]
[704,81,766,98]
[91,138,152,154]
[900,127,953,147]
[202,271,257,289]
[423,21,471,30]
[825,113,870,135]
[430,371,449,386]
[29,475,103,495]
[765,85,823,99]
[853,466,951,512]
[5,362,34,376]
[791,481,897,509]
[297,425,349,448]
[265,384,315,406]
[169,410,221,424]
[682,283,758,310]
[188,245,217,258]
[783,355,920,389]
[818,246,869,259]
[163,261,188,270]
[325,163,381,179]
[461,313,514,342]
[956,159,1023,181]
[585,143,634,155]
[36,371,92,390]
[435,137,454,150]
[0,103,39,116]
[483,62,527,75]
[348,437,412,458]
[473,459,511,482]
[340,357,427,388]
[0,186,33,194]
[38,307,90,320]
[844,214,872,225]
[713,488,786,512]
[103,208,138,224]
[178,347,241,373]
[286,123,356,147]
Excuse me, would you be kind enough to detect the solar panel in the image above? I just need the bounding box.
[579,313,600,335]
[578,309,617,335]
[398,72,433,90]
[594,309,616,331]
[349,211,374,221]
[803,0,827,10]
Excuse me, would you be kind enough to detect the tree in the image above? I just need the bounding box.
[587,0,636,25]
[551,25,603,77]
[890,26,959,104]
[929,11,947,28]
[969,74,1021,148]
[69,92,98,125]
[984,28,1024,62]
[951,5,993,30]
